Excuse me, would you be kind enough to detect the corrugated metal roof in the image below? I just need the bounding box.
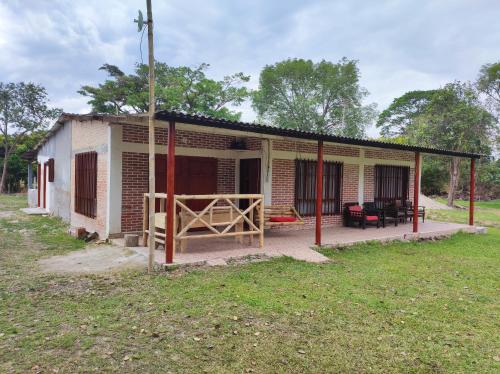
[155,111,482,159]
[34,111,481,159]
[33,113,147,152]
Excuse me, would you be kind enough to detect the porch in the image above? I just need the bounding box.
[127,220,484,266]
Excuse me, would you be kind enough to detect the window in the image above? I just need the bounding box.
[48,158,55,182]
[374,165,409,208]
[295,160,343,216]
[75,152,97,218]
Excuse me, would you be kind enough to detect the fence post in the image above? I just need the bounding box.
[143,194,149,246]
[259,196,264,248]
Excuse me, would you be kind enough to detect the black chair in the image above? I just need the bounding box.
[364,202,396,228]
[344,203,381,229]
[381,201,406,226]
[405,200,425,223]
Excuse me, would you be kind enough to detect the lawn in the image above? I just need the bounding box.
[0,194,499,373]
[429,198,500,228]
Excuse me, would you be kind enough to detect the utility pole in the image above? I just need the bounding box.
[146,0,156,273]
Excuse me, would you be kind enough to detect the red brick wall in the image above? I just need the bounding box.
[272,139,359,157]
[365,148,414,161]
[217,159,236,195]
[271,159,295,206]
[122,124,261,150]
[121,152,149,232]
[121,152,237,233]
[70,120,108,238]
[271,158,359,228]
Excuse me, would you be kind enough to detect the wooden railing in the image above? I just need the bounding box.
[143,193,265,253]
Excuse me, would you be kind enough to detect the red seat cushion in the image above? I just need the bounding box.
[348,205,363,212]
[366,215,379,221]
[270,216,297,223]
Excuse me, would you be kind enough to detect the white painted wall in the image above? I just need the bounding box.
[37,121,72,222]
[107,124,123,236]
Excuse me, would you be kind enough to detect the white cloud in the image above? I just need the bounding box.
[0,0,498,137]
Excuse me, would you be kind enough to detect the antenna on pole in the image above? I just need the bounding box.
[135,2,156,273]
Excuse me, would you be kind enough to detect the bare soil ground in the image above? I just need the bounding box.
[38,245,147,274]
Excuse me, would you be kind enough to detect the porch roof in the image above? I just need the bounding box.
[155,110,482,159]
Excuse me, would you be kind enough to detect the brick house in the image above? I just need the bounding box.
[34,112,479,251]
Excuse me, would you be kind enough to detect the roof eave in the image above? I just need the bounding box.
[154,111,482,159]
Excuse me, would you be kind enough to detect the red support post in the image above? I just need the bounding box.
[315,140,323,245]
[165,120,176,264]
[413,152,420,233]
[37,163,41,207]
[469,158,475,226]
[43,162,47,209]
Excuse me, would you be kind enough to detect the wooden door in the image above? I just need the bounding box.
[155,155,218,211]
[239,158,261,210]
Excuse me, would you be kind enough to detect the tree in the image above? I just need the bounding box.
[408,82,497,206]
[376,90,437,137]
[79,62,250,121]
[0,131,45,192]
[0,83,61,193]
[252,58,376,137]
[477,61,500,117]
[377,83,498,205]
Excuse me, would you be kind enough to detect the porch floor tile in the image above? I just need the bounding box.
[125,220,483,267]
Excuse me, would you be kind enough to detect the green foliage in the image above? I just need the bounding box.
[477,61,500,117]
[414,82,496,154]
[0,132,45,192]
[252,58,376,137]
[421,155,449,195]
[378,81,499,202]
[79,62,250,121]
[376,90,437,137]
[0,82,61,193]
[476,158,500,199]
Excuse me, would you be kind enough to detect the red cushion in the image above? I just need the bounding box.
[348,205,363,212]
[270,216,297,223]
[366,215,379,221]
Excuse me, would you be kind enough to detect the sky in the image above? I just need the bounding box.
[0,0,499,136]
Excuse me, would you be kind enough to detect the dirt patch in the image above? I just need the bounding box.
[421,195,452,210]
[38,245,147,274]
[0,210,16,218]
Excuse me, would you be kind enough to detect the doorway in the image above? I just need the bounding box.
[239,158,261,210]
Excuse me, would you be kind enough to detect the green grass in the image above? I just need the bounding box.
[429,198,500,228]
[1,195,499,373]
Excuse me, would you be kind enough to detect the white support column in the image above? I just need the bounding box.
[358,149,365,204]
[261,139,273,205]
[418,152,423,201]
[106,124,123,236]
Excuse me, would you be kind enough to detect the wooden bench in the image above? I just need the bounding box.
[257,205,304,228]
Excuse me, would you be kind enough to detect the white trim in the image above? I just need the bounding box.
[120,141,261,159]
[107,124,123,235]
[261,139,272,205]
[358,149,365,204]
[272,149,414,167]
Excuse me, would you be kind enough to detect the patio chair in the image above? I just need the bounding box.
[363,202,396,228]
[380,200,406,226]
[405,200,426,223]
[344,203,381,229]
